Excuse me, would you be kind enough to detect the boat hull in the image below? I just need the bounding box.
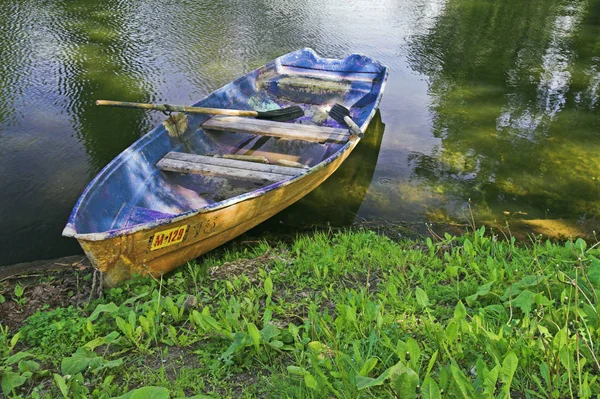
[65,48,389,286]
[79,141,356,286]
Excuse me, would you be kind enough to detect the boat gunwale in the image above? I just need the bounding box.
[63,49,389,242]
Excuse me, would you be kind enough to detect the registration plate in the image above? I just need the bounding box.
[149,225,188,251]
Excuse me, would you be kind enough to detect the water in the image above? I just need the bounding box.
[1,0,599,266]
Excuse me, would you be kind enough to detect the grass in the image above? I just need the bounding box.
[1,227,600,398]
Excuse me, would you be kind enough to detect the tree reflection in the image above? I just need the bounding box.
[408,0,600,223]
[50,0,158,173]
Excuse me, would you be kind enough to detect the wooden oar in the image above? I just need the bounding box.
[329,103,364,139]
[96,100,304,122]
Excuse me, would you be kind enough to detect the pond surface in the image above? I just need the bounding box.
[1,0,600,266]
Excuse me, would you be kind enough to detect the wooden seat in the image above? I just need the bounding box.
[157,152,303,183]
[202,115,350,143]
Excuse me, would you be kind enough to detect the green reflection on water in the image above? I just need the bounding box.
[408,0,600,224]
[2,0,600,266]
[52,0,156,172]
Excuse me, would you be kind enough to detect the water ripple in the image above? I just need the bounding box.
[2,0,600,265]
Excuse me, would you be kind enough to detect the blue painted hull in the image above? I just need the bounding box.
[63,48,388,285]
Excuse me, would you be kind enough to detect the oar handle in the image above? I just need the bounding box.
[96,100,259,117]
[343,115,364,139]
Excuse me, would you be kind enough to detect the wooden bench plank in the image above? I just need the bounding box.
[202,115,350,143]
[164,152,301,175]
[156,152,303,183]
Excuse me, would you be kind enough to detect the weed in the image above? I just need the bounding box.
[13,285,25,306]
[4,229,600,397]
[20,306,90,360]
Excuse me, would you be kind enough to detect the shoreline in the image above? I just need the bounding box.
[1,216,597,281]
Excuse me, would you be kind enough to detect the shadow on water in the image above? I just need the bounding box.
[254,110,386,234]
[405,0,600,237]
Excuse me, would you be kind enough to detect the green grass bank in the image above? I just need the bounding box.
[1,228,599,398]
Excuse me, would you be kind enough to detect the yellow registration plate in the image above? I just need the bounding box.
[150,225,188,251]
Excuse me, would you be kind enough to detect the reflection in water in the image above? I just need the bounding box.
[2,0,600,265]
[407,0,600,227]
[0,0,403,265]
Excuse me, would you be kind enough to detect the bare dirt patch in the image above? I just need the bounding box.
[0,256,95,332]
[207,249,292,283]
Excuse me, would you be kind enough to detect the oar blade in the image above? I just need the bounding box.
[255,106,304,122]
[329,103,350,126]
[330,103,364,139]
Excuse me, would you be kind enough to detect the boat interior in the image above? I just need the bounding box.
[69,52,387,235]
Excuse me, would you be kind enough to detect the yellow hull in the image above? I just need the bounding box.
[78,146,354,286]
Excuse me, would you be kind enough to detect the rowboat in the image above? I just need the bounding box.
[63,48,388,286]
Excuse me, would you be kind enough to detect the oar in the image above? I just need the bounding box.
[96,100,304,122]
[329,104,364,139]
